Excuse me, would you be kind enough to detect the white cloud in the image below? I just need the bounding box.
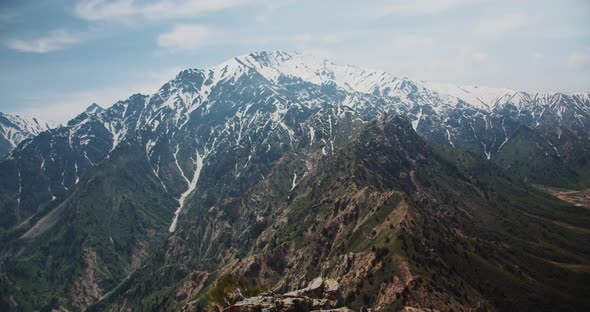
[566,49,590,70]
[392,34,437,49]
[532,52,544,64]
[459,46,488,64]
[5,30,84,53]
[74,0,253,21]
[473,14,530,39]
[379,0,476,17]
[339,34,501,86]
[250,31,352,48]
[158,24,216,52]
[389,35,489,69]
[255,0,294,23]
[17,67,182,122]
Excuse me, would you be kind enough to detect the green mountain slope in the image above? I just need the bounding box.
[0,142,177,311]
[90,115,590,311]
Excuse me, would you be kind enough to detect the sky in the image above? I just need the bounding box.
[0,0,589,122]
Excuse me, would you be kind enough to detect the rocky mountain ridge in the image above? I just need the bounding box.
[2,51,589,232]
[0,112,56,157]
[0,51,589,311]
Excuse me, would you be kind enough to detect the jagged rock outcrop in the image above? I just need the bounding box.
[225,277,350,312]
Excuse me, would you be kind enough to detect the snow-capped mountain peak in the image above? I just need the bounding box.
[235,51,404,95]
[160,51,453,115]
[0,112,57,156]
[208,51,590,113]
[84,103,104,114]
[2,50,590,250]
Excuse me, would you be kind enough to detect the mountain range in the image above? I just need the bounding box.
[0,51,589,311]
[0,113,56,158]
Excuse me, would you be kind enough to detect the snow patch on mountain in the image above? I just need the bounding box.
[169,150,205,232]
[4,50,590,236]
[0,112,56,150]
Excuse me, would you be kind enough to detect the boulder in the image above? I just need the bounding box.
[323,279,340,301]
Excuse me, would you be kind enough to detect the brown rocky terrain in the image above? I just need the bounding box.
[222,277,350,312]
[544,187,590,208]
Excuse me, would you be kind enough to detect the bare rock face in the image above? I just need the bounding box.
[175,271,209,309]
[224,277,348,312]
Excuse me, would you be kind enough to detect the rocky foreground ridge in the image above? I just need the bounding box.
[222,277,351,312]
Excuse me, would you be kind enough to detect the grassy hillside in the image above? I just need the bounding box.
[0,142,177,311]
[91,115,590,311]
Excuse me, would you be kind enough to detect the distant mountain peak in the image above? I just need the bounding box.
[0,112,56,157]
[85,103,104,114]
[201,51,589,112]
